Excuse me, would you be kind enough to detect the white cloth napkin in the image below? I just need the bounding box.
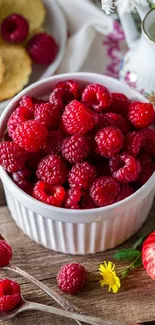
[57,0,114,74]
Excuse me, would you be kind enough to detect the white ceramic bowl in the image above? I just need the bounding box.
[0,73,155,255]
[0,0,67,115]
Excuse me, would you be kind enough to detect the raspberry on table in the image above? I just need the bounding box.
[61,135,90,164]
[33,181,65,207]
[61,100,98,135]
[137,154,155,186]
[100,112,130,134]
[141,128,155,156]
[1,14,29,43]
[7,106,33,138]
[124,131,145,156]
[68,162,96,189]
[57,263,87,295]
[27,32,59,64]
[115,184,134,203]
[90,176,120,207]
[12,120,48,153]
[128,102,155,129]
[63,188,95,209]
[54,80,80,100]
[82,83,112,112]
[0,142,27,173]
[36,154,68,185]
[109,153,141,184]
[34,102,61,128]
[0,240,12,267]
[95,127,124,158]
[43,130,64,155]
[0,279,21,311]
[109,93,131,116]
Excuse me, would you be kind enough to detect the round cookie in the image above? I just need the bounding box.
[0,0,46,34]
[0,40,32,101]
[0,55,5,85]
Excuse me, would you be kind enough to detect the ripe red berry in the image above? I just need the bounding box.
[62,100,98,135]
[137,154,155,186]
[141,128,155,156]
[54,80,80,100]
[33,181,65,207]
[0,279,21,311]
[142,231,155,280]
[12,120,48,153]
[63,188,95,209]
[19,96,45,113]
[36,154,68,185]
[34,102,61,128]
[0,141,27,173]
[49,88,73,111]
[61,135,90,164]
[0,240,12,267]
[90,176,120,207]
[57,263,87,295]
[100,112,130,134]
[124,131,145,156]
[27,32,59,64]
[68,162,96,189]
[11,167,33,194]
[82,83,112,112]
[43,130,64,155]
[7,106,33,138]
[115,184,134,203]
[1,14,29,43]
[109,93,131,116]
[95,127,124,158]
[128,102,155,129]
[109,153,141,184]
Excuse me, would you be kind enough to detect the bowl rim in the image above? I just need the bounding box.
[0,0,67,114]
[0,72,155,217]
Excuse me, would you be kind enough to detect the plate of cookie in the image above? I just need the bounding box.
[0,0,67,114]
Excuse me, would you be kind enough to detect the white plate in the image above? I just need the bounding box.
[0,0,67,114]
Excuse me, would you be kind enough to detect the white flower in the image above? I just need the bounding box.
[101,0,115,14]
[115,0,149,13]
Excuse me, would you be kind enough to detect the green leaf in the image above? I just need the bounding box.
[121,269,130,279]
[113,249,140,262]
[133,256,142,268]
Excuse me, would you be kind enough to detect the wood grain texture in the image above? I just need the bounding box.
[0,183,155,325]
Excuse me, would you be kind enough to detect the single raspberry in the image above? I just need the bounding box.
[0,240,12,267]
[115,184,134,203]
[0,142,27,173]
[90,176,120,207]
[1,14,29,43]
[54,80,80,100]
[11,168,33,194]
[27,32,59,64]
[109,153,141,184]
[137,154,155,186]
[7,106,33,138]
[128,102,155,129]
[0,279,21,311]
[43,130,64,155]
[36,154,68,185]
[49,88,73,111]
[109,93,131,116]
[19,96,45,113]
[57,263,87,295]
[12,120,48,153]
[82,83,112,112]
[141,128,155,156]
[68,162,96,189]
[124,131,145,156]
[95,127,124,158]
[100,112,130,134]
[96,160,111,177]
[26,150,45,170]
[63,189,95,209]
[33,181,65,207]
[62,100,98,135]
[34,102,61,128]
[61,135,90,164]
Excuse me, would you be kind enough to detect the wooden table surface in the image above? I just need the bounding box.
[1,180,155,325]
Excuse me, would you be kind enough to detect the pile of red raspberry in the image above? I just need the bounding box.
[1,80,155,209]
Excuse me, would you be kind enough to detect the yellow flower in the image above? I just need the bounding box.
[99,261,121,293]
